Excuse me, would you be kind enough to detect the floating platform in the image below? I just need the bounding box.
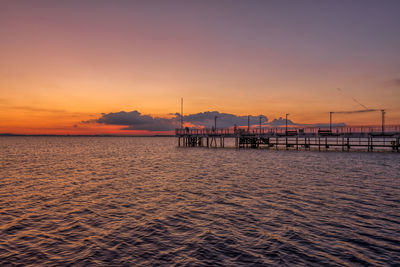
[176,126,400,152]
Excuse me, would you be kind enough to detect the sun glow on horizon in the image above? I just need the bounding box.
[1,1,399,134]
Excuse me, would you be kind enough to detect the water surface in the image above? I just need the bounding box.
[0,137,399,265]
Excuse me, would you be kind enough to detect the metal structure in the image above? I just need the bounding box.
[329,109,386,134]
[180,97,183,129]
[176,100,397,152]
[285,113,289,134]
[176,125,400,152]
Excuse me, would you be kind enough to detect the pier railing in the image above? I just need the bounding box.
[176,125,400,151]
[176,125,400,136]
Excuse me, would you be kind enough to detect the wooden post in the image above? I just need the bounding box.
[318,137,321,151]
[325,137,328,151]
[370,137,373,151]
[342,137,344,152]
[347,137,350,151]
[397,138,400,152]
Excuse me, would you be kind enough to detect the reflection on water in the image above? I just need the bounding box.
[0,137,399,265]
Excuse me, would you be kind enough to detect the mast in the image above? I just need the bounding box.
[181,97,183,129]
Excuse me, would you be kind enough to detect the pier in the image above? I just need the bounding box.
[176,126,400,152]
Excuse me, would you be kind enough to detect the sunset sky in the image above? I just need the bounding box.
[1,0,399,135]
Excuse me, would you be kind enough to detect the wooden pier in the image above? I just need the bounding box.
[176,126,400,152]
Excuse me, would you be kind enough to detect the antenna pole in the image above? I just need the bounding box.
[285,113,289,135]
[247,115,250,133]
[181,97,183,129]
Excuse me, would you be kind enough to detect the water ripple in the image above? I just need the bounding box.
[0,137,399,265]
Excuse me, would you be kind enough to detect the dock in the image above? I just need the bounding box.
[176,126,400,152]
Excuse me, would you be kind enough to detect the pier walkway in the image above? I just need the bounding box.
[176,126,400,152]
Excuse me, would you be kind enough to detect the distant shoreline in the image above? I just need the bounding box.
[0,134,174,137]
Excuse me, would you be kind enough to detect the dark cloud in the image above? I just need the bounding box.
[268,117,295,127]
[90,110,268,131]
[92,110,179,131]
[308,123,346,128]
[268,117,346,128]
[385,79,400,87]
[89,110,345,131]
[183,111,268,128]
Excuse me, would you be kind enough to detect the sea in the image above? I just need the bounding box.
[0,137,399,266]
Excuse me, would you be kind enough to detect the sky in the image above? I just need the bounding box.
[0,0,399,135]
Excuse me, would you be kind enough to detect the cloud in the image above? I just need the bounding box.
[183,111,268,128]
[384,79,400,87]
[267,117,346,128]
[307,123,346,128]
[87,109,346,131]
[0,105,67,113]
[268,117,295,126]
[88,110,268,131]
[90,110,179,131]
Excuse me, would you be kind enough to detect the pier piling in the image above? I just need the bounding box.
[176,126,400,152]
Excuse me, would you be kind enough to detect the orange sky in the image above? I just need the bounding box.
[1,1,399,135]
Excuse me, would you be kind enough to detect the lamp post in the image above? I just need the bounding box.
[180,97,183,129]
[329,112,333,132]
[247,115,250,133]
[285,113,289,135]
[259,115,264,134]
[214,115,218,131]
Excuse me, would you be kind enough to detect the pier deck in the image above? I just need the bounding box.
[176,126,400,152]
